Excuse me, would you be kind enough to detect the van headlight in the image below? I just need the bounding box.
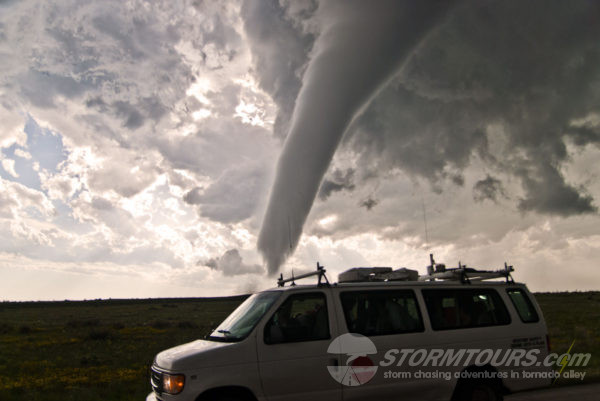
[162,373,185,395]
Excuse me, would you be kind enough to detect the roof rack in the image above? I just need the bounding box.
[277,262,330,287]
[279,255,515,287]
[418,254,514,284]
[336,254,515,285]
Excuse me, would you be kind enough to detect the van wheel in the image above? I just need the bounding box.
[457,381,503,401]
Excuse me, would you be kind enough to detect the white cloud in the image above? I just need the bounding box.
[0,179,55,218]
[13,148,32,160]
[0,105,26,148]
[1,158,18,178]
[204,248,264,277]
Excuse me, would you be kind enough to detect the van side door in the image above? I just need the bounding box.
[335,288,446,400]
[256,289,342,401]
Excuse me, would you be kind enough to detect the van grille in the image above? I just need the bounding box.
[150,366,163,396]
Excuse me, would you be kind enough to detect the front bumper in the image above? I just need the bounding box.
[146,392,158,401]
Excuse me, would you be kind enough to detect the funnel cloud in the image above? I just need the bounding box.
[257,0,459,274]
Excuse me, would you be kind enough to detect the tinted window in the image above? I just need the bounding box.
[264,292,330,344]
[423,289,510,330]
[507,288,539,323]
[340,290,424,336]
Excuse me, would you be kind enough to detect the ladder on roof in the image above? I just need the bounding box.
[418,254,515,284]
[277,262,330,287]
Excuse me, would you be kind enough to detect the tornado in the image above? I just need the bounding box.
[258,0,459,274]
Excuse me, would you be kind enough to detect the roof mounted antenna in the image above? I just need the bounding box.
[427,253,435,276]
[287,216,295,285]
[504,262,515,284]
[427,253,435,274]
[422,198,429,246]
[287,216,293,251]
[317,262,330,286]
[426,253,448,280]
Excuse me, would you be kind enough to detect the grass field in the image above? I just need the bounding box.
[0,297,246,401]
[0,292,598,401]
[534,292,600,384]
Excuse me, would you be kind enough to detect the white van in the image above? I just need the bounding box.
[147,258,551,401]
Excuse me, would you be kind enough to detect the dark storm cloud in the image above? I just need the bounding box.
[0,1,16,9]
[473,175,507,203]
[346,84,488,185]
[20,70,89,108]
[113,101,144,130]
[91,13,175,62]
[318,168,355,201]
[86,97,168,130]
[360,197,378,211]
[566,125,600,147]
[517,163,596,216]
[241,0,316,138]
[183,187,203,205]
[345,0,600,215]
[184,164,268,224]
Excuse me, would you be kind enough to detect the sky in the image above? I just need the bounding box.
[0,0,599,301]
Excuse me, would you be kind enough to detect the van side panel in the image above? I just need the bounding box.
[333,287,455,401]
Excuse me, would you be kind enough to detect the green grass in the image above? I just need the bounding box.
[535,291,600,385]
[0,297,246,401]
[0,292,597,401]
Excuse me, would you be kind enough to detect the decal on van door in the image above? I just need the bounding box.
[327,333,378,386]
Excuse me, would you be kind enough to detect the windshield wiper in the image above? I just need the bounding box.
[217,329,231,335]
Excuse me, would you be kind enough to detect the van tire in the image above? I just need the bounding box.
[454,381,503,401]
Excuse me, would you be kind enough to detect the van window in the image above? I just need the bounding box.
[208,291,281,342]
[507,288,539,323]
[423,289,510,330]
[264,292,330,344]
[340,290,424,336]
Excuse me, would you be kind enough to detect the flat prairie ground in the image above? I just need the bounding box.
[0,292,597,401]
[0,297,246,401]
[534,292,600,383]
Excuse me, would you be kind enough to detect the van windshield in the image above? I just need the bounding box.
[207,291,281,342]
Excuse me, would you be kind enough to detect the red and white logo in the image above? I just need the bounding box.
[327,333,378,386]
